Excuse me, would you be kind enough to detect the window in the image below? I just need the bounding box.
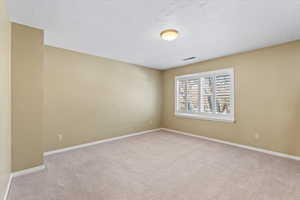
[175,68,234,122]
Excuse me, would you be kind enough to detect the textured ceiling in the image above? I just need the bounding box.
[8,0,300,69]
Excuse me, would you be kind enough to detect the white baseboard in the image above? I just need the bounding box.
[161,128,300,161]
[44,128,161,156]
[3,165,46,199]
[3,174,12,200]
[12,165,46,178]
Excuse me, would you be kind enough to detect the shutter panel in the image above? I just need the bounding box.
[186,78,200,113]
[200,76,214,113]
[176,79,187,113]
[215,73,232,114]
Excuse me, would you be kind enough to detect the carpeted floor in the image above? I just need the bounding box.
[8,131,300,200]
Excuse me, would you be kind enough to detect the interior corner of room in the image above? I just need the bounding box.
[1,0,300,199]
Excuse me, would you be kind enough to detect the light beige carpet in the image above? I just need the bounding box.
[8,131,300,200]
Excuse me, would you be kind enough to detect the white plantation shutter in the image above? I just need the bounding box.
[215,74,232,114]
[186,78,200,113]
[175,68,234,122]
[200,76,214,113]
[176,79,187,113]
[176,78,200,113]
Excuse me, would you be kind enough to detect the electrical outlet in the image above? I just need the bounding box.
[254,133,260,140]
[58,134,63,142]
[149,120,153,125]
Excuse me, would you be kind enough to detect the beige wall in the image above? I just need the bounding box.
[11,23,44,171]
[44,46,162,152]
[0,0,11,199]
[162,40,300,157]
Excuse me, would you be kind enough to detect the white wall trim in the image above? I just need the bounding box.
[161,128,300,161]
[44,129,161,156]
[3,174,12,200]
[12,165,46,178]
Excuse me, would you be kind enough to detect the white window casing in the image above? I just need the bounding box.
[175,68,235,122]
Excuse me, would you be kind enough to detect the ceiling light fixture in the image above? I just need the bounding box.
[160,29,179,41]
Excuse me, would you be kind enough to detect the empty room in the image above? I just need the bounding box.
[1,0,300,199]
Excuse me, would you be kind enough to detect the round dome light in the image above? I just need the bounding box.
[160,29,179,41]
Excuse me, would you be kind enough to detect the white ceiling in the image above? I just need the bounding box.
[7,0,300,69]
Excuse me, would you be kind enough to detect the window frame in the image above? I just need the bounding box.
[174,68,235,123]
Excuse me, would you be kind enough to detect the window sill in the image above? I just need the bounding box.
[175,112,235,123]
